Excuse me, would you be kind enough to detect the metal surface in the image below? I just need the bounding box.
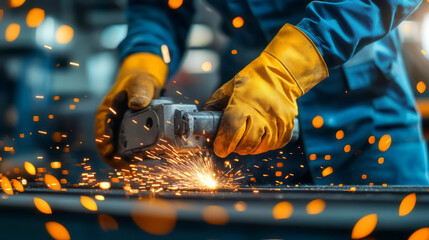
[0,185,428,239]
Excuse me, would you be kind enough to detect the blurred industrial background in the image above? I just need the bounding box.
[0,0,429,184]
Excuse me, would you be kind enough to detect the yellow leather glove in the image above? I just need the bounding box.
[204,24,329,158]
[95,53,168,168]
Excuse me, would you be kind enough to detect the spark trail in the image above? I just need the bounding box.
[119,142,244,192]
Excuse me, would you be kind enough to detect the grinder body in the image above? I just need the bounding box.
[118,98,299,160]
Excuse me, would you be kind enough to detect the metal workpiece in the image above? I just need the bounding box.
[1,185,428,240]
[118,97,300,161]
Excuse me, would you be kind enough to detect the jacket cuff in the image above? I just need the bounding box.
[264,24,329,95]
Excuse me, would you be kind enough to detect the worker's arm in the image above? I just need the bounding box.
[95,0,195,167]
[119,0,195,78]
[204,0,422,158]
[297,0,422,67]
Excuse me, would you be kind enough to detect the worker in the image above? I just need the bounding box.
[95,0,429,185]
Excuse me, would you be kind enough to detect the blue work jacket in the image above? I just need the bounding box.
[119,0,429,185]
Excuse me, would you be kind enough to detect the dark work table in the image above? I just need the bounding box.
[0,185,428,240]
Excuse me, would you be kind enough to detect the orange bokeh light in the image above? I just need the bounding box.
[378,134,392,152]
[98,214,118,231]
[344,144,351,153]
[306,199,326,215]
[351,214,377,239]
[312,115,324,128]
[399,193,416,216]
[322,167,333,177]
[409,228,429,240]
[11,179,24,192]
[24,161,36,175]
[168,0,183,9]
[272,201,293,220]
[52,132,62,142]
[50,161,61,169]
[131,199,177,235]
[232,16,244,28]
[80,196,98,211]
[44,174,61,191]
[26,8,45,28]
[417,81,426,94]
[34,197,52,214]
[9,0,25,8]
[56,25,74,44]
[5,23,20,42]
[234,201,247,212]
[45,222,70,240]
[201,61,212,72]
[202,205,229,225]
[336,130,344,139]
[1,176,13,195]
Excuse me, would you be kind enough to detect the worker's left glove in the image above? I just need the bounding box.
[204,24,329,158]
[95,53,168,168]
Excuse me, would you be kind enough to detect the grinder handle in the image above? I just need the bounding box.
[180,111,299,142]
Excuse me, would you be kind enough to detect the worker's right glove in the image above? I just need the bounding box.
[204,24,329,158]
[95,53,168,168]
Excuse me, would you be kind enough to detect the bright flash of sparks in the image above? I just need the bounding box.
[149,149,239,190]
[117,142,242,192]
[99,182,111,190]
[197,173,217,189]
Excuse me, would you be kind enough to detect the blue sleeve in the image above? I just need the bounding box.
[296,0,422,68]
[118,0,195,79]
